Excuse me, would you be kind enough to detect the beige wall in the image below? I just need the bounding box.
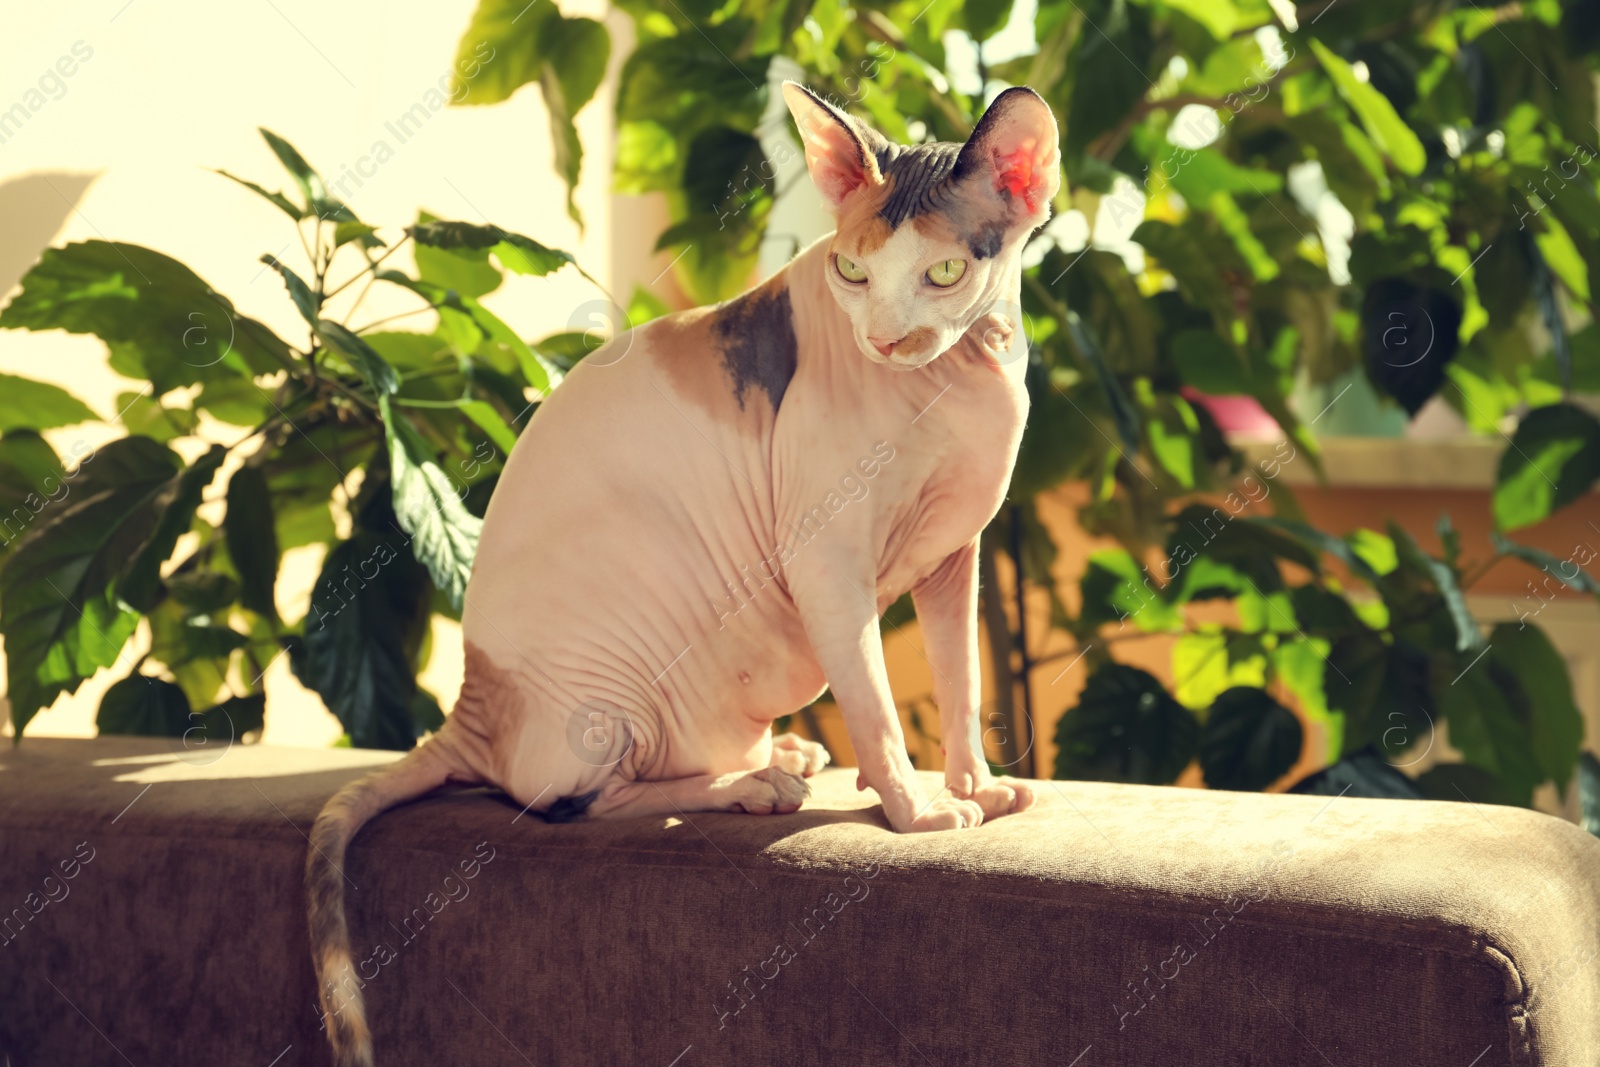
[0,0,619,744]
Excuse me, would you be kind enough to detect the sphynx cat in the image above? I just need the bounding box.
[308,81,1061,1065]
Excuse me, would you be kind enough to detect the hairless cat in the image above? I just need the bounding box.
[308,81,1061,1065]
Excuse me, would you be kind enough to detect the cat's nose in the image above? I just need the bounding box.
[869,335,900,357]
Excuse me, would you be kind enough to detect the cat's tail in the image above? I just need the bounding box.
[306,728,469,1067]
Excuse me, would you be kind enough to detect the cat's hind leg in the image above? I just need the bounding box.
[584,766,811,819]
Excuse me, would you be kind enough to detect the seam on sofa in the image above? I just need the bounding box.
[1480,941,1534,1066]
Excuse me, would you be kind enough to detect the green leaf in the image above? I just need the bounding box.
[291,527,431,750]
[258,127,325,207]
[457,399,519,455]
[1254,518,1382,585]
[1490,533,1600,599]
[1579,752,1600,837]
[1010,374,1100,498]
[1274,636,1340,760]
[1488,622,1584,793]
[627,285,672,326]
[120,445,228,613]
[260,421,375,550]
[1288,583,1363,636]
[334,221,381,248]
[1053,663,1200,785]
[1287,748,1423,799]
[537,18,609,226]
[1347,529,1399,576]
[364,331,452,370]
[1161,0,1240,38]
[150,614,249,666]
[1146,393,1198,489]
[1493,403,1600,531]
[1434,653,1542,799]
[316,319,400,396]
[1387,521,1480,653]
[406,220,575,277]
[1132,221,1234,323]
[194,377,273,428]
[1436,511,1461,568]
[97,674,191,737]
[0,373,98,432]
[1415,763,1528,807]
[0,241,294,392]
[412,211,503,299]
[225,466,280,622]
[410,688,446,735]
[1167,149,1284,205]
[116,392,197,443]
[1063,311,1140,449]
[165,571,239,614]
[380,273,552,395]
[190,692,267,749]
[1165,507,1320,593]
[1171,329,1252,395]
[0,438,223,735]
[1309,40,1426,176]
[1324,634,1432,754]
[260,254,319,325]
[213,168,306,220]
[1199,686,1305,792]
[450,0,555,105]
[0,431,66,558]
[1079,548,1182,632]
[382,397,482,608]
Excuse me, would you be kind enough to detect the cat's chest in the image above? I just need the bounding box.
[878,352,1028,583]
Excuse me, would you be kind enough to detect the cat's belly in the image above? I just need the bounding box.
[465,522,827,782]
[463,343,830,782]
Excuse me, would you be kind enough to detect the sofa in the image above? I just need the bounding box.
[3,735,1598,1065]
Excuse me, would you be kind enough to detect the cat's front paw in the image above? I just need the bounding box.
[966,778,1036,819]
[769,732,831,777]
[907,796,986,832]
[721,766,811,815]
[943,748,990,799]
[946,754,1036,821]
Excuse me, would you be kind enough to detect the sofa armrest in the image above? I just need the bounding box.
[3,736,1597,1066]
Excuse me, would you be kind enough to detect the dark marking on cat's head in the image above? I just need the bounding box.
[873,141,963,228]
[966,218,1009,260]
[712,281,798,412]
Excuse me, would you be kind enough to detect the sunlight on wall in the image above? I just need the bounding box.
[0,0,616,746]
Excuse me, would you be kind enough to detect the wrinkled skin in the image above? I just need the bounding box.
[441,83,1062,833]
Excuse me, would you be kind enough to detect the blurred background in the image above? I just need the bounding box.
[3,0,1599,824]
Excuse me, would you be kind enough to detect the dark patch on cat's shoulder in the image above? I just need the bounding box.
[967,219,1008,260]
[711,282,797,413]
[545,788,600,823]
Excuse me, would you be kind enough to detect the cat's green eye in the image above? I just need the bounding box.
[926,259,968,287]
[834,253,868,283]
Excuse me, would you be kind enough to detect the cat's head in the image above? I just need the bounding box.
[782,82,1060,369]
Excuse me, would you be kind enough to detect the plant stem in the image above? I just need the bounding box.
[978,529,1022,770]
[352,304,439,334]
[324,235,412,301]
[343,271,380,324]
[1459,553,1505,592]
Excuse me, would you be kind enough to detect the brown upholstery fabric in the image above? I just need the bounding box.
[2,736,1598,1066]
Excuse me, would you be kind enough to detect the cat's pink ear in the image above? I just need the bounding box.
[782,82,882,211]
[954,87,1061,219]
